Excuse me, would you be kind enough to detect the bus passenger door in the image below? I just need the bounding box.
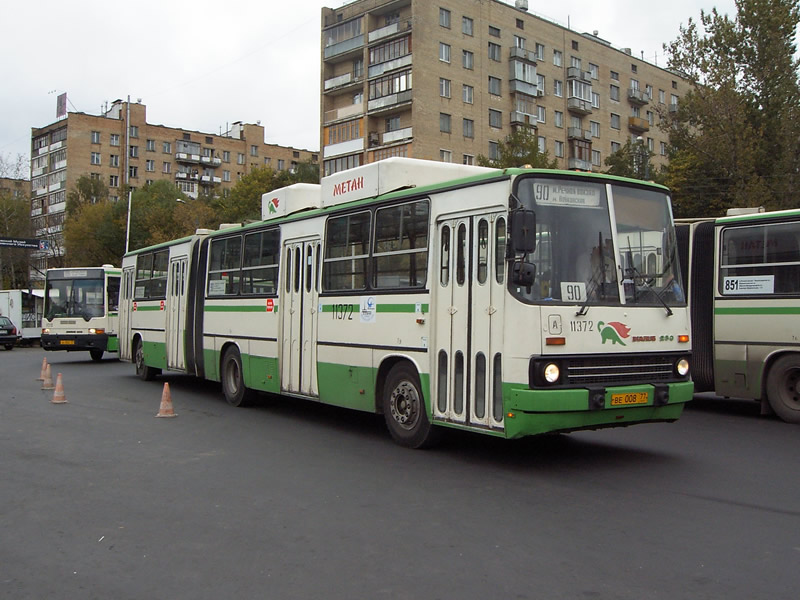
[434,214,505,431]
[118,267,135,361]
[280,238,320,397]
[166,256,188,370]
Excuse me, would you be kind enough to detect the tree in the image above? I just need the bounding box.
[662,0,800,216]
[63,176,123,266]
[0,189,33,288]
[604,138,664,183]
[477,127,558,169]
[66,174,109,213]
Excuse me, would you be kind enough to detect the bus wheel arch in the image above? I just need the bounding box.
[765,353,800,424]
[133,335,159,381]
[220,343,255,407]
[379,358,441,448]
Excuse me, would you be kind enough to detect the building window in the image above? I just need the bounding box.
[162,141,171,153]
[571,56,581,69]
[538,136,546,153]
[163,162,171,173]
[488,42,501,62]
[632,64,638,73]
[129,126,138,138]
[110,134,120,147]
[462,50,474,70]
[146,139,156,152]
[440,149,452,163]
[610,84,620,102]
[610,70,619,81]
[592,150,601,166]
[463,154,475,165]
[463,118,474,138]
[488,76,501,96]
[250,145,258,157]
[439,7,450,28]
[588,63,599,80]
[277,159,285,171]
[109,175,119,187]
[223,170,231,182]
[555,140,564,158]
[440,78,451,98]
[660,141,667,156]
[554,111,564,128]
[146,159,155,172]
[439,42,451,63]
[572,40,579,50]
[488,141,499,161]
[514,35,525,49]
[489,25,501,38]
[462,16,473,36]
[463,84,474,104]
[130,146,138,158]
[223,151,230,162]
[591,92,600,108]
[611,141,621,153]
[554,80,563,97]
[237,153,245,165]
[386,116,400,132]
[370,35,411,64]
[110,154,119,167]
[516,18,524,29]
[590,121,600,138]
[489,109,502,129]
[440,113,451,133]
[553,50,562,67]
[129,166,138,179]
[537,106,546,123]
[610,113,621,129]
[90,152,101,165]
[535,43,545,61]
[91,131,100,144]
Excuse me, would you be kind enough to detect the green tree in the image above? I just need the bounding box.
[477,127,558,169]
[604,138,664,183]
[66,175,109,214]
[662,0,800,216]
[0,188,32,288]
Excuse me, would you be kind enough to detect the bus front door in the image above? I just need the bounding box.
[166,256,188,371]
[280,238,320,397]
[434,214,506,431]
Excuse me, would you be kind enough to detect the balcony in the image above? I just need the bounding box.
[567,97,593,115]
[324,35,364,60]
[368,89,412,114]
[200,175,222,184]
[382,126,413,145]
[509,80,537,96]
[368,20,412,44]
[628,116,650,133]
[568,158,592,171]
[323,102,365,124]
[323,138,365,159]
[200,156,222,167]
[175,152,201,164]
[627,88,650,106]
[567,67,592,82]
[176,172,199,181]
[324,72,364,93]
[567,127,590,140]
[509,46,537,63]
[510,111,537,127]
[368,53,412,79]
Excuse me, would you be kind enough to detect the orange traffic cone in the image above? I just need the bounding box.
[156,382,177,418]
[41,364,55,390]
[51,373,67,404]
[37,357,48,381]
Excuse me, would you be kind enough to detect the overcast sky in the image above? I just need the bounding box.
[0,0,739,168]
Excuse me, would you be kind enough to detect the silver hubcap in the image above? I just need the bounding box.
[390,380,419,431]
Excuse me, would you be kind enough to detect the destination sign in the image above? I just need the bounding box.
[532,182,601,208]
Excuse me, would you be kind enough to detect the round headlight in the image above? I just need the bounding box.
[543,363,560,383]
[676,358,690,377]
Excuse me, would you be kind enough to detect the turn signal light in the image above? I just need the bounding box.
[546,337,566,346]
[678,335,689,343]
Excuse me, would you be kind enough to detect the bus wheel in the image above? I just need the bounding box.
[134,339,158,382]
[221,347,255,407]
[382,363,441,449]
[90,350,104,362]
[766,355,800,424]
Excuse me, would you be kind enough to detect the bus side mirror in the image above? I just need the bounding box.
[512,261,537,287]
[511,209,536,254]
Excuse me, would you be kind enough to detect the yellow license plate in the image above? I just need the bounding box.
[59,339,76,345]
[610,392,649,406]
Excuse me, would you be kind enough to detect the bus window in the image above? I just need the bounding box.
[440,225,451,287]
[477,219,489,284]
[373,200,429,289]
[208,237,241,296]
[456,223,467,286]
[495,217,506,284]
[306,245,313,293]
[242,229,279,295]
[323,211,370,291]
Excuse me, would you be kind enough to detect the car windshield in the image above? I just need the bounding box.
[45,278,106,319]
[0,317,12,327]
[511,176,685,307]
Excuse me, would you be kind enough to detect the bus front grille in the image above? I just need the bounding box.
[566,355,677,386]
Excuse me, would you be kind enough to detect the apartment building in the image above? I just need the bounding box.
[321,0,686,176]
[30,99,318,270]
[0,177,28,200]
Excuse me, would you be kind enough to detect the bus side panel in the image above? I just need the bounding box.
[316,357,375,412]
[245,339,281,394]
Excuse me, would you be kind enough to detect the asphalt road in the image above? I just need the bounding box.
[1,347,798,599]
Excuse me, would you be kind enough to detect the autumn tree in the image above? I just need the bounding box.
[477,127,558,169]
[662,0,800,216]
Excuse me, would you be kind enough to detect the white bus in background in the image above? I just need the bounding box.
[120,158,692,447]
[0,289,44,343]
[677,209,800,423]
[41,265,121,361]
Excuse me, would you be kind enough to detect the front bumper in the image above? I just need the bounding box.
[41,333,109,352]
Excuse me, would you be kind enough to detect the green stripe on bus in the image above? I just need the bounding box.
[136,305,162,312]
[320,303,429,313]
[205,305,270,313]
[715,306,800,315]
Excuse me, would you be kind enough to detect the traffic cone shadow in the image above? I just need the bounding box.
[41,364,55,390]
[51,373,67,404]
[156,382,177,418]
[37,357,48,381]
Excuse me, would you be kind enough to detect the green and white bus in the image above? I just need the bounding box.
[120,158,692,447]
[677,209,800,423]
[41,265,121,361]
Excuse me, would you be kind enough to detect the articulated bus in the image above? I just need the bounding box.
[677,209,800,423]
[120,158,692,447]
[41,265,121,361]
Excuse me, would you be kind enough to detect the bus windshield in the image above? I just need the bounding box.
[513,176,685,307]
[45,277,106,320]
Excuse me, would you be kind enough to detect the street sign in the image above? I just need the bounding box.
[0,237,50,250]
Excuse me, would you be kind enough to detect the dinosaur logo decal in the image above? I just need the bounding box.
[597,321,631,346]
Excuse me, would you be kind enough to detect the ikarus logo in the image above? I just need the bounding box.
[268,197,280,214]
[598,321,631,346]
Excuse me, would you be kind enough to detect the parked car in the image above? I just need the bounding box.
[0,315,21,350]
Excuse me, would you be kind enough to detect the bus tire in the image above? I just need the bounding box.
[4,344,13,350]
[766,355,800,424]
[134,339,159,382]
[221,347,255,407]
[90,349,104,362]
[382,363,441,449]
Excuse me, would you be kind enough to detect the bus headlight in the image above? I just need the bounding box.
[42,328,50,334]
[675,358,690,377]
[543,363,561,384]
[88,328,105,335]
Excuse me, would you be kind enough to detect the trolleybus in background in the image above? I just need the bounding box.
[41,265,121,361]
[677,209,800,424]
[120,157,692,447]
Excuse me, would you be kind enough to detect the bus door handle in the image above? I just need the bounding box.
[448,306,458,315]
